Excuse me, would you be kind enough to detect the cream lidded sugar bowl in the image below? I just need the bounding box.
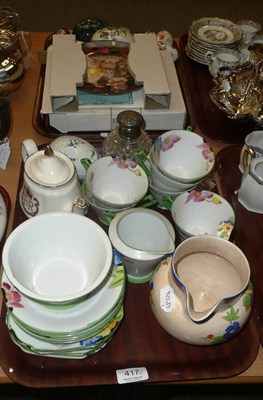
[19,139,87,218]
[50,135,99,181]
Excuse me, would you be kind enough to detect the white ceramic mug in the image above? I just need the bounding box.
[205,48,242,79]
[20,139,87,218]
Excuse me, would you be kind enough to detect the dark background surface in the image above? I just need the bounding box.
[1,0,263,37]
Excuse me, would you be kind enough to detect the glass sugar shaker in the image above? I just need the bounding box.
[102,110,153,161]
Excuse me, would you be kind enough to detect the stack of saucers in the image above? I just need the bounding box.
[186,17,243,65]
[2,249,125,359]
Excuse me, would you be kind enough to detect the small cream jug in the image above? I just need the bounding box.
[20,139,87,218]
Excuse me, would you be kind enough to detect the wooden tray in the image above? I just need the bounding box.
[0,185,11,258]
[176,35,257,145]
[0,160,260,388]
[216,145,263,344]
[31,34,192,141]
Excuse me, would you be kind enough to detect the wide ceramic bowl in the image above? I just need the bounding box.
[50,135,99,181]
[171,190,235,241]
[84,156,148,209]
[153,130,215,183]
[2,212,113,305]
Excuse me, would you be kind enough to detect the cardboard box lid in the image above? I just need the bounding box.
[50,34,86,112]
[43,33,173,113]
[128,33,171,109]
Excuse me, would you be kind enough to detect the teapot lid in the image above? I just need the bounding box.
[24,145,75,186]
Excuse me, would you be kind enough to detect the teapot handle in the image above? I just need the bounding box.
[21,138,38,162]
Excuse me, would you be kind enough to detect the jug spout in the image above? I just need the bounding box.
[185,290,224,323]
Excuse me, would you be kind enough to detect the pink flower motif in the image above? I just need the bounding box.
[185,190,213,203]
[109,156,137,169]
[197,143,214,163]
[161,134,181,151]
[2,281,24,308]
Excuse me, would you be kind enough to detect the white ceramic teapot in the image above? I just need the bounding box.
[19,139,87,218]
[150,236,253,346]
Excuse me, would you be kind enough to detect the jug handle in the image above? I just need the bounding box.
[0,97,10,141]
[22,138,38,162]
[242,146,256,169]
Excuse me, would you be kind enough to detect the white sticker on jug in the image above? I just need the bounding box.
[160,285,175,312]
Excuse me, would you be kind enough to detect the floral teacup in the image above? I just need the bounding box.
[84,156,148,209]
[152,130,215,184]
[170,190,235,242]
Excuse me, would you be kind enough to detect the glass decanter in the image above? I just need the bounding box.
[102,110,153,161]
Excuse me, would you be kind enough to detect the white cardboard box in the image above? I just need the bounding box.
[40,33,187,132]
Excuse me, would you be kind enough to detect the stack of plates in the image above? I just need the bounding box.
[186,17,243,65]
[2,249,125,359]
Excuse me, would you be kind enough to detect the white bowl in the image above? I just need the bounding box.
[153,130,215,183]
[149,148,199,191]
[85,156,148,209]
[2,212,113,304]
[171,190,235,241]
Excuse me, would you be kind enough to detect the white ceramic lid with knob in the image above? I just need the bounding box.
[24,145,75,187]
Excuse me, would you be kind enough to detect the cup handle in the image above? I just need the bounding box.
[205,51,214,64]
[80,157,92,172]
[101,210,117,225]
[21,138,38,162]
[134,150,152,176]
[139,194,158,208]
[162,196,175,211]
